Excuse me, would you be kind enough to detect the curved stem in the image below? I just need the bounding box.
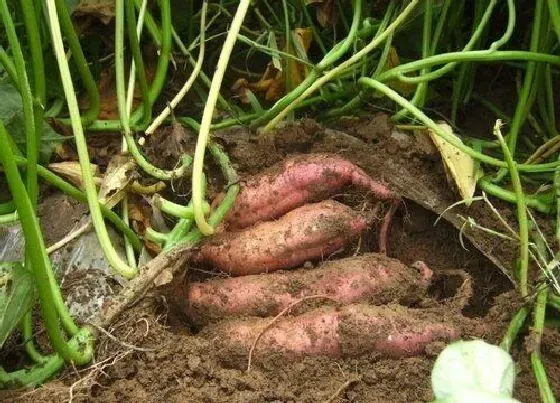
[398,0,498,86]
[20,0,46,208]
[478,177,553,214]
[46,0,137,279]
[0,46,17,87]
[130,0,172,125]
[125,0,150,126]
[21,312,47,364]
[358,78,560,172]
[146,0,208,135]
[54,0,100,125]
[531,288,555,403]
[393,0,432,120]
[0,121,92,364]
[377,51,560,83]
[192,0,251,236]
[506,0,545,161]
[0,0,37,210]
[262,0,420,132]
[500,306,529,352]
[494,120,529,297]
[11,155,142,251]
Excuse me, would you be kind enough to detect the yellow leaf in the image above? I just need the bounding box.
[427,123,482,206]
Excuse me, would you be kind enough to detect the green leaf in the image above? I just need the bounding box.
[0,262,34,349]
[0,81,64,163]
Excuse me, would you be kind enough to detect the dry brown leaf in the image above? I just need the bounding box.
[315,0,335,27]
[49,161,101,189]
[98,155,137,209]
[128,195,162,256]
[231,63,284,103]
[74,0,115,24]
[287,28,313,88]
[427,123,482,205]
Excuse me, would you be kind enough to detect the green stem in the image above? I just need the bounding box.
[478,177,553,214]
[400,0,498,85]
[0,353,63,388]
[0,46,17,87]
[125,0,151,126]
[503,0,545,168]
[46,0,137,279]
[155,195,209,219]
[547,0,560,42]
[192,0,251,236]
[9,155,141,251]
[555,152,560,249]
[0,201,15,214]
[21,312,47,364]
[500,306,529,352]
[20,0,46,208]
[377,51,560,83]
[494,121,529,297]
[251,0,366,129]
[393,0,432,120]
[0,121,92,364]
[0,0,37,211]
[531,288,555,403]
[130,0,172,124]
[358,78,560,172]
[54,0,100,125]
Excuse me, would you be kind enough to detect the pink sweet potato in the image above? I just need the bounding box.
[220,153,399,230]
[204,304,460,364]
[195,200,369,276]
[179,254,433,325]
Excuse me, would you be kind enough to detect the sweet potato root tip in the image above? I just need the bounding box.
[221,153,399,230]
[205,304,460,365]
[181,254,433,325]
[196,200,369,276]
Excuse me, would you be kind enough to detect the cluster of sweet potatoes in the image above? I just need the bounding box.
[171,154,460,365]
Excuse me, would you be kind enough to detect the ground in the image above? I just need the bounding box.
[2,118,559,402]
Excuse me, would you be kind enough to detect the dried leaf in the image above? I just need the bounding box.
[49,161,101,189]
[231,64,285,103]
[98,155,137,209]
[287,28,313,88]
[427,123,482,205]
[74,0,115,24]
[316,0,335,27]
[128,195,161,255]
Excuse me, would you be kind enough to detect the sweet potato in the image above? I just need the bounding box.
[204,304,460,365]
[195,200,369,276]
[179,254,433,325]
[220,153,399,230]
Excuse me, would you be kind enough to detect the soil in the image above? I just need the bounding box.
[2,118,560,402]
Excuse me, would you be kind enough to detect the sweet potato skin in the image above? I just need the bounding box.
[205,304,460,365]
[221,153,398,230]
[180,254,433,325]
[196,200,369,276]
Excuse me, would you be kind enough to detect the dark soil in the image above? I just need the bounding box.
[2,119,559,402]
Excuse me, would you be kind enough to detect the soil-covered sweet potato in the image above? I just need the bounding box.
[220,153,398,230]
[178,254,433,325]
[204,304,460,366]
[195,200,370,276]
